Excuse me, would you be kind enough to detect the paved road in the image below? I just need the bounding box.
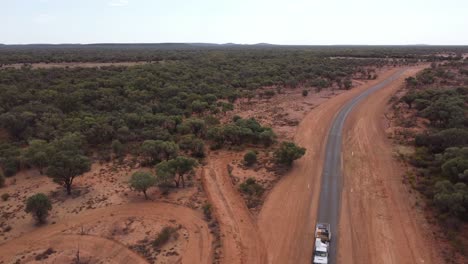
[315,69,406,264]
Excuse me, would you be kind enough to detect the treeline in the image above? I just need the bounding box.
[1,45,467,64]
[404,62,468,88]
[0,50,386,143]
[400,63,468,223]
[0,49,350,190]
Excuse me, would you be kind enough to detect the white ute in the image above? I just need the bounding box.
[313,223,331,264]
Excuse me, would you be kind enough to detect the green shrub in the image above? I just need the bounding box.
[302,90,308,97]
[243,151,257,166]
[1,193,9,201]
[202,203,212,220]
[25,193,52,224]
[129,171,157,200]
[111,140,125,158]
[274,142,306,166]
[3,158,19,177]
[152,226,177,248]
[239,178,264,196]
[0,171,5,188]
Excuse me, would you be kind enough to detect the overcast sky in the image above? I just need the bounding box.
[1,0,467,45]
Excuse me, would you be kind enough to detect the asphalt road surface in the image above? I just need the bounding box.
[315,69,406,264]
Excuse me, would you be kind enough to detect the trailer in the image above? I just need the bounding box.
[315,223,331,242]
[313,223,331,264]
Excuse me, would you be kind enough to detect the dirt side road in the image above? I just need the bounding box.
[258,68,403,264]
[0,202,213,264]
[202,154,268,264]
[338,67,443,264]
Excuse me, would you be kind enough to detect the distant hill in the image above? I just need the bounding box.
[0,43,285,52]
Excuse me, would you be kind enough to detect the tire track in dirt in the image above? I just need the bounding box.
[0,202,213,264]
[202,154,268,264]
[338,66,443,264]
[257,68,404,264]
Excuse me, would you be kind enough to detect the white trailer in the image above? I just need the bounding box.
[313,223,331,264]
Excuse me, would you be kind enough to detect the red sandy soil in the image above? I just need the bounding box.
[0,203,212,264]
[0,162,212,264]
[338,67,444,264]
[202,153,268,264]
[226,83,352,141]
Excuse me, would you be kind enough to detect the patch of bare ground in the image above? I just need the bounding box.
[0,158,213,264]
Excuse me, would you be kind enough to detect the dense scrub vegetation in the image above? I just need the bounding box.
[400,62,468,224]
[0,44,466,64]
[1,46,465,199]
[0,48,392,184]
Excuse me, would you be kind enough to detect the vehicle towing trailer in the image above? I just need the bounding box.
[313,223,331,264]
[315,223,331,242]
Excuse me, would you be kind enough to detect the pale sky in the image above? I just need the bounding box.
[1,0,467,45]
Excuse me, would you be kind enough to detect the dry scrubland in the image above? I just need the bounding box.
[382,62,468,263]
[0,45,467,264]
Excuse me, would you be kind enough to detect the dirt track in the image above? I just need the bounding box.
[338,67,443,264]
[257,68,405,264]
[0,202,213,264]
[202,154,268,264]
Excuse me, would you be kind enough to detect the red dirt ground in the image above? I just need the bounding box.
[338,66,444,264]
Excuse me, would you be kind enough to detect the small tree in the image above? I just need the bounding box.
[129,171,156,200]
[47,151,91,195]
[343,78,352,90]
[155,161,175,194]
[401,93,417,109]
[180,136,205,158]
[274,142,306,166]
[25,193,52,224]
[239,178,264,196]
[244,151,257,166]
[190,138,205,158]
[140,140,179,164]
[0,171,5,188]
[405,76,418,87]
[433,180,468,218]
[259,129,276,147]
[202,203,212,220]
[111,139,125,159]
[173,156,197,188]
[156,156,197,188]
[302,90,309,97]
[23,139,51,174]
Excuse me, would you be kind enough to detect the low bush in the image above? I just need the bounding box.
[202,203,212,220]
[25,193,52,224]
[152,226,177,248]
[239,178,264,196]
[1,193,9,201]
[0,171,5,187]
[274,141,306,166]
[243,151,257,166]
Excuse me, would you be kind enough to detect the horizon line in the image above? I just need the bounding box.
[1,42,468,47]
